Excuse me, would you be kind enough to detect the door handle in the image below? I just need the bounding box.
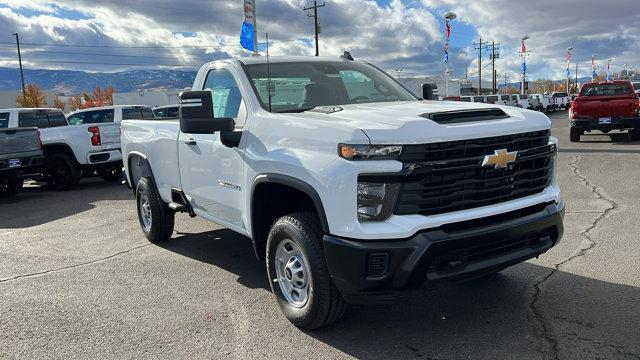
[184,138,197,146]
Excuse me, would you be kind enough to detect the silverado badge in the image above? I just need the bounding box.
[482,149,518,169]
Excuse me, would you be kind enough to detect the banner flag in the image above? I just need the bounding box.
[240,0,255,51]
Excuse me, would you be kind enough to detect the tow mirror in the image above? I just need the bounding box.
[179,91,234,134]
[421,83,434,100]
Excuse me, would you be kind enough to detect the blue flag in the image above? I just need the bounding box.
[566,68,570,77]
[522,62,527,72]
[443,50,448,63]
[240,22,255,51]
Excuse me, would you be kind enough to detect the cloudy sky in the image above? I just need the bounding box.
[0,0,638,82]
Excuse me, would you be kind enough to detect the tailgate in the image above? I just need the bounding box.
[0,128,40,157]
[99,123,121,147]
[575,96,637,118]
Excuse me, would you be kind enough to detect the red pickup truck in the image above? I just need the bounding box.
[569,80,640,142]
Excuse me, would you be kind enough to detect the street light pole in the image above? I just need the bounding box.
[12,33,27,107]
[443,12,456,98]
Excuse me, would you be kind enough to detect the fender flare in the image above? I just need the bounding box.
[252,173,330,234]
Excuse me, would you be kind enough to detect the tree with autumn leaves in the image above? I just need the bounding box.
[67,86,116,111]
[15,84,47,107]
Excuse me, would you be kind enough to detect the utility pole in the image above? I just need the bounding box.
[303,1,325,56]
[12,33,27,107]
[486,41,500,94]
[504,73,508,94]
[474,38,488,95]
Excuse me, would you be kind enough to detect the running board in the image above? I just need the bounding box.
[170,188,196,217]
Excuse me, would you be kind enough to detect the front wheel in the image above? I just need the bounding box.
[266,212,345,329]
[136,177,175,243]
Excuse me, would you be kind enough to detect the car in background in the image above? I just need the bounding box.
[551,92,570,110]
[516,94,532,109]
[484,94,509,106]
[569,80,640,142]
[2,108,123,190]
[152,104,179,118]
[0,122,44,197]
[532,94,554,113]
[632,82,640,96]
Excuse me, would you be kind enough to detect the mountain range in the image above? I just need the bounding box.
[0,67,197,94]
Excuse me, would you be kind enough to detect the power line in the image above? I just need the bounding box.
[474,37,489,95]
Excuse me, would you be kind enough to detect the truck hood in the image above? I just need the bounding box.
[283,101,551,144]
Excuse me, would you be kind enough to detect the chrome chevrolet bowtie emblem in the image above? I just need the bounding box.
[482,149,518,169]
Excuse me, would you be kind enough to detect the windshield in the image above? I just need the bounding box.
[580,83,633,97]
[243,61,417,113]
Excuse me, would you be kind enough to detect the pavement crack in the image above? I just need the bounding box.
[530,156,619,360]
[0,243,150,283]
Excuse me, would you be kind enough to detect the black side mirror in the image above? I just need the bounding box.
[421,83,434,100]
[179,91,234,134]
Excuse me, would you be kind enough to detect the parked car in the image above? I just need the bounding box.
[1,108,123,190]
[532,94,554,113]
[517,94,532,109]
[152,104,179,118]
[631,82,640,96]
[569,80,640,142]
[551,92,570,110]
[121,56,564,329]
[484,94,509,106]
[0,124,44,197]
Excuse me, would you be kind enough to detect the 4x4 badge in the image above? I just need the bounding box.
[482,149,518,169]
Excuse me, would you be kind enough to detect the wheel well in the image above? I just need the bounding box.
[42,144,77,164]
[127,154,153,190]
[251,181,327,260]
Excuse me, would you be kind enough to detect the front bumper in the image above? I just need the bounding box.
[572,116,640,131]
[323,201,564,304]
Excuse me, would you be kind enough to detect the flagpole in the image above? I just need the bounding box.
[443,12,456,98]
[252,0,258,56]
[566,47,572,92]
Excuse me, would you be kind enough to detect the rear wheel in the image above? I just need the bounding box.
[45,154,81,191]
[266,212,345,329]
[630,128,640,141]
[570,127,581,142]
[136,176,174,243]
[0,177,22,197]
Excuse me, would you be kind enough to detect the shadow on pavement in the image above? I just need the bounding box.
[155,228,640,359]
[158,229,270,291]
[0,179,131,228]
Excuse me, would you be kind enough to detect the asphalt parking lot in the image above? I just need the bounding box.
[1,111,639,360]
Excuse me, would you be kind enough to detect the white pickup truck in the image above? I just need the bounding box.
[1,108,122,190]
[121,56,564,329]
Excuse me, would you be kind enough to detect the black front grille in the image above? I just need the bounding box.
[394,130,553,216]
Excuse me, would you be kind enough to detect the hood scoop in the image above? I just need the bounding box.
[420,108,510,124]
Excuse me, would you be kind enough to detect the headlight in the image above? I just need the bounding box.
[357,182,400,221]
[339,144,403,160]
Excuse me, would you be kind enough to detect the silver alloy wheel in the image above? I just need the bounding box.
[139,189,152,231]
[275,239,310,308]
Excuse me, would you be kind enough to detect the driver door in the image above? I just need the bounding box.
[178,67,248,229]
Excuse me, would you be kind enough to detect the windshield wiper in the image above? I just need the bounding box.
[275,107,316,113]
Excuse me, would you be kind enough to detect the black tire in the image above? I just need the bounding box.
[98,166,123,182]
[570,127,581,142]
[266,212,345,329]
[0,177,22,197]
[45,153,81,191]
[136,177,174,243]
[630,128,640,141]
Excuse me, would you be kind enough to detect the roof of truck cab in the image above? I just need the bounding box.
[236,56,356,65]
[68,105,151,115]
[0,107,62,112]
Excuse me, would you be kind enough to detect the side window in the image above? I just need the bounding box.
[0,112,9,128]
[68,113,85,125]
[86,110,115,123]
[48,112,68,127]
[203,68,246,127]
